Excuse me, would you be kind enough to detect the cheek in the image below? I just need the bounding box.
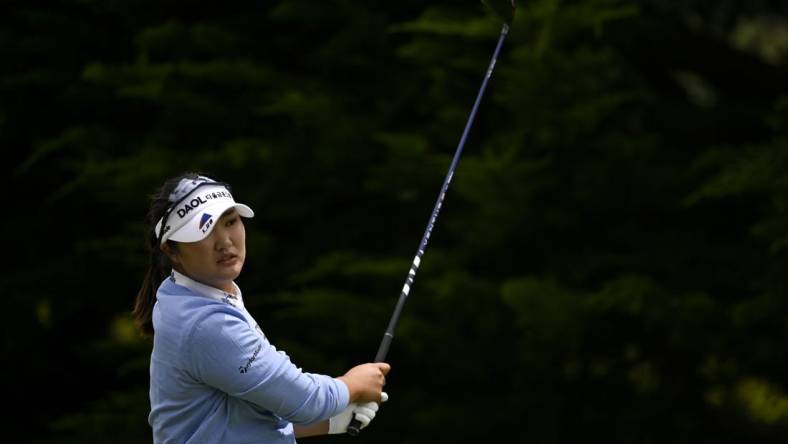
[238,241,247,262]
[177,244,208,270]
[236,225,247,251]
[192,239,217,260]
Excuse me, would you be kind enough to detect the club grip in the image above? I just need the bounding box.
[346,416,363,436]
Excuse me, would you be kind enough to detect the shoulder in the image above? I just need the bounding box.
[189,304,257,351]
[187,303,268,378]
[154,280,248,342]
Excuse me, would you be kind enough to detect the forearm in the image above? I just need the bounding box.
[294,420,329,438]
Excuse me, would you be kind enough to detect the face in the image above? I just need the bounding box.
[163,208,246,293]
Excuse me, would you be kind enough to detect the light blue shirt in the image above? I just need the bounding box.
[148,271,349,443]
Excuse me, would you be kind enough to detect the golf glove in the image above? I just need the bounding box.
[328,392,389,434]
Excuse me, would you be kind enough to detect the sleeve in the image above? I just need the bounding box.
[189,310,350,424]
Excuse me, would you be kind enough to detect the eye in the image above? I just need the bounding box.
[226,217,238,226]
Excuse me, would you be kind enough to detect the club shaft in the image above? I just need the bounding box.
[347,23,509,437]
[375,23,509,363]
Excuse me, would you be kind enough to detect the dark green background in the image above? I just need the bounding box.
[3,0,788,442]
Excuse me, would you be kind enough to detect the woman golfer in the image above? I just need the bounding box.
[133,173,389,443]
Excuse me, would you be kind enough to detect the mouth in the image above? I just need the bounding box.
[217,254,238,266]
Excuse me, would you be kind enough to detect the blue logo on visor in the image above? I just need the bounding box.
[199,213,213,230]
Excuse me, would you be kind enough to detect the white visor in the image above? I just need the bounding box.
[155,181,254,244]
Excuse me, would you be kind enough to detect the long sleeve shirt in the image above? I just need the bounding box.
[148,271,349,443]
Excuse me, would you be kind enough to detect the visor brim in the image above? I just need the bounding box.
[168,201,254,243]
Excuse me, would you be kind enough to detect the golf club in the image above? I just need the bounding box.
[346,0,517,436]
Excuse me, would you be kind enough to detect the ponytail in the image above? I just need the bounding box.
[132,234,171,335]
[133,172,203,335]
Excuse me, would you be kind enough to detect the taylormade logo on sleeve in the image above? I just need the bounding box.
[239,343,262,374]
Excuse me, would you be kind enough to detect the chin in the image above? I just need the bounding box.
[226,262,244,279]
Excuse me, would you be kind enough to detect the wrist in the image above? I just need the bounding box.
[336,376,357,403]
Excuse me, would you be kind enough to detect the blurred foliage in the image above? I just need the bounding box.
[2,0,788,442]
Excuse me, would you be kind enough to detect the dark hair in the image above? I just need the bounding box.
[133,172,204,335]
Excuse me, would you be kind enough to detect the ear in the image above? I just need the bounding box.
[160,242,180,265]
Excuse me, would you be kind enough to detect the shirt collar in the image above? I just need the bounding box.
[169,270,244,308]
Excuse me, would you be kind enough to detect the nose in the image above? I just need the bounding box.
[214,225,233,250]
